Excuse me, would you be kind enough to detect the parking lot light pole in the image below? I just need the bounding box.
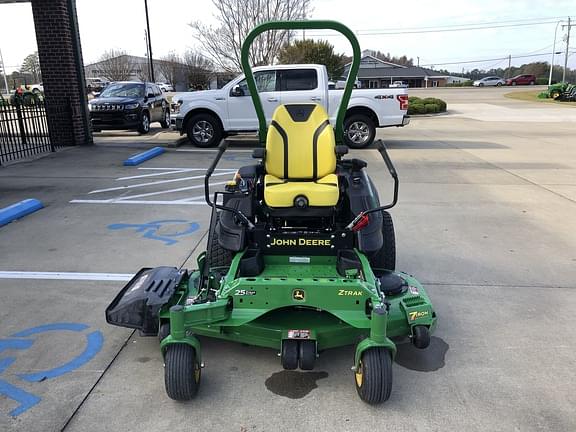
[0,48,8,95]
[549,20,564,85]
[144,0,155,83]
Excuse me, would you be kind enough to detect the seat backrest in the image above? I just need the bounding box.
[265,104,336,180]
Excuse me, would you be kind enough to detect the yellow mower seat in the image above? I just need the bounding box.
[264,104,339,208]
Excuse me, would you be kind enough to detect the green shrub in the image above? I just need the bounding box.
[408,103,426,115]
[418,97,447,112]
[408,96,421,104]
[424,103,440,113]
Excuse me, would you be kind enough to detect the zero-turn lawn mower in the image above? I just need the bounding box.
[106,20,437,404]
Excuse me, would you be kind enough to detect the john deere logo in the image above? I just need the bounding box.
[293,289,305,301]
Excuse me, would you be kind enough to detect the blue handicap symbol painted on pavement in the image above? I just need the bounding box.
[108,219,200,246]
[0,322,103,417]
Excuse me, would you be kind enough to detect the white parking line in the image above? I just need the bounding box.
[71,167,238,206]
[70,199,209,205]
[118,168,234,181]
[0,271,133,281]
[175,149,254,152]
[113,181,227,200]
[89,171,235,194]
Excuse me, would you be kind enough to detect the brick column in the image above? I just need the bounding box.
[30,0,92,146]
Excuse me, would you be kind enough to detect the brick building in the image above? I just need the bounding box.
[344,54,467,88]
[1,0,91,146]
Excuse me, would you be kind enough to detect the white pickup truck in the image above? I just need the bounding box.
[172,64,409,148]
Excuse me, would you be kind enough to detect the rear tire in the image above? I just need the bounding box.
[529,81,535,85]
[369,211,396,271]
[158,322,171,342]
[164,344,201,401]
[208,213,233,268]
[355,347,393,404]
[343,114,375,149]
[186,113,222,147]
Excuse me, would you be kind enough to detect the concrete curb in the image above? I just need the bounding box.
[123,147,165,166]
[0,199,44,228]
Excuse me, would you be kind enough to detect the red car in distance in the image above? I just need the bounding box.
[506,74,536,86]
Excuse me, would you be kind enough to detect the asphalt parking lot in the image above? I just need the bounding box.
[1,87,575,431]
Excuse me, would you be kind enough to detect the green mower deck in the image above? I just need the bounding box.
[159,252,436,355]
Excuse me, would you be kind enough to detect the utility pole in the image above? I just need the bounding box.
[144,30,152,80]
[144,0,155,82]
[417,56,420,67]
[507,54,511,78]
[0,48,8,95]
[562,17,572,83]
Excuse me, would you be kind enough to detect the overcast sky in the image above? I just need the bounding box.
[0,0,574,75]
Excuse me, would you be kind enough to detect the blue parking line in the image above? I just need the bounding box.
[0,199,44,228]
[123,146,165,166]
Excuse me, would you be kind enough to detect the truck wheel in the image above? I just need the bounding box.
[164,344,201,401]
[355,347,392,404]
[160,108,170,128]
[369,211,396,271]
[186,114,222,147]
[344,114,375,149]
[138,111,150,134]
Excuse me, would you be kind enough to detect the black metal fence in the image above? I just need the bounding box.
[0,97,63,165]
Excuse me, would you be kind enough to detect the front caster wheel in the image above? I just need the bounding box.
[164,344,201,400]
[281,339,298,370]
[298,340,316,370]
[412,325,431,349]
[355,347,392,404]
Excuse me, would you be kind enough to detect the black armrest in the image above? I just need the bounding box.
[335,145,349,156]
[252,148,266,159]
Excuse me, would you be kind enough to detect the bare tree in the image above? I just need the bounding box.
[183,50,214,88]
[97,49,135,81]
[20,51,41,82]
[189,0,311,72]
[157,52,184,85]
[135,66,150,82]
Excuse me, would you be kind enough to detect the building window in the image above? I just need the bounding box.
[432,80,438,87]
[369,80,378,89]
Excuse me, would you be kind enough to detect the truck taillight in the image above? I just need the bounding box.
[397,94,408,111]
